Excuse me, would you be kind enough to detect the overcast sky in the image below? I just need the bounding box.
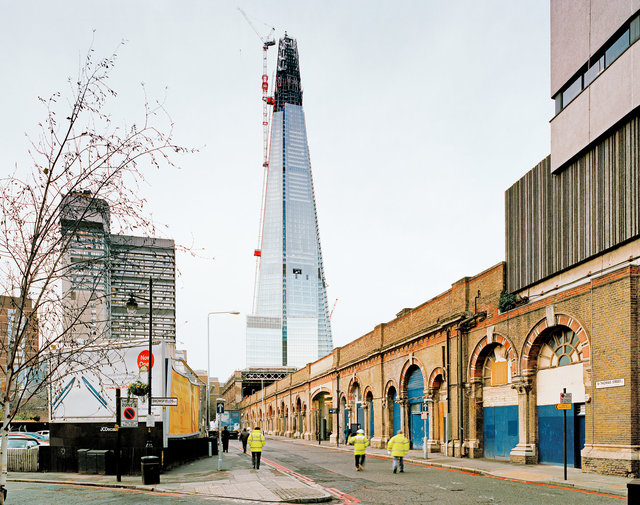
[1,1,551,383]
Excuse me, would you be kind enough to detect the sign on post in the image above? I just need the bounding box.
[555,403,571,410]
[151,397,178,407]
[216,400,225,415]
[560,392,572,404]
[328,408,338,414]
[121,398,138,428]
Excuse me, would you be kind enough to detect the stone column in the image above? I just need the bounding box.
[510,375,537,464]
[426,388,439,453]
[466,379,483,458]
[399,394,410,438]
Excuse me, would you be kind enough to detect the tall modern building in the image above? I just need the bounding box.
[61,191,176,343]
[246,34,333,369]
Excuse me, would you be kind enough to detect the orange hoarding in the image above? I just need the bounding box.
[169,368,200,436]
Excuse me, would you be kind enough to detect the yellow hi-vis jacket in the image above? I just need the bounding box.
[347,434,369,455]
[387,433,410,457]
[248,430,266,452]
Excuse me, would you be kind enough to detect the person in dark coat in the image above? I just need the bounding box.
[221,426,230,453]
[239,427,250,453]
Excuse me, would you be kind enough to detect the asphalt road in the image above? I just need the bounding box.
[262,439,624,505]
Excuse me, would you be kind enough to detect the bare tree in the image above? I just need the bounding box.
[0,44,190,501]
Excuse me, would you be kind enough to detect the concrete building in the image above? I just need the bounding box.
[238,2,640,477]
[61,191,176,343]
[246,34,333,369]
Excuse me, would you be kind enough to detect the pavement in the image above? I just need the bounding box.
[8,435,634,502]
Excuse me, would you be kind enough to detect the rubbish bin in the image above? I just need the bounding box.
[141,455,160,485]
[87,449,114,475]
[628,479,640,503]
[77,449,90,473]
[211,436,218,456]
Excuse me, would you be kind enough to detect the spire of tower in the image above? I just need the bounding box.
[273,34,303,112]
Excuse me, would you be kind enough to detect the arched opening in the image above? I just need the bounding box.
[387,386,401,439]
[295,397,302,435]
[341,394,349,442]
[404,365,425,450]
[479,343,518,460]
[312,391,332,441]
[535,325,588,468]
[350,382,364,432]
[365,390,374,438]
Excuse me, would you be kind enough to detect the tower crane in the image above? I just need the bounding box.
[238,8,276,311]
[330,298,339,319]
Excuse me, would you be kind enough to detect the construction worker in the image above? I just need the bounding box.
[387,429,410,473]
[347,428,369,471]
[248,426,266,469]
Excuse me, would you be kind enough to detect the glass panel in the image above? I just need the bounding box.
[562,76,583,107]
[631,16,640,44]
[584,56,604,87]
[554,93,563,115]
[605,29,630,67]
[558,355,571,366]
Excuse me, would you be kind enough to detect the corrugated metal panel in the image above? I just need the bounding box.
[506,114,640,291]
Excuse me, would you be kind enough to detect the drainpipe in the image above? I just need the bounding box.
[455,305,487,458]
[445,329,451,455]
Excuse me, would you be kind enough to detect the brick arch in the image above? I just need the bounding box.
[400,357,427,393]
[384,379,399,397]
[311,387,332,401]
[362,385,374,400]
[521,313,591,374]
[428,367,446,389]
[469,333,518,380]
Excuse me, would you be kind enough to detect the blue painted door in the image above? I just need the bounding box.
[357,404,365,429]
[538,404,584,467]
[391,391,401,434]
[575,408,585,469]
[344,409,349,437]
[407,368,425,449]
[368,400,374,437]
[483,405,518,460]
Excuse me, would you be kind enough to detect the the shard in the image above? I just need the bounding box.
[246,34,333,369]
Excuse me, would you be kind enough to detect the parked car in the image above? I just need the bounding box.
[7,436,41,449]
[36,430,50,440]
[8,433,49,446]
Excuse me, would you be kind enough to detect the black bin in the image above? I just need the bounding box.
[141,455,160,485]
[627,479,640,504]
[211,436,218,456]
[87,449,114,475]
[77,449,90,474]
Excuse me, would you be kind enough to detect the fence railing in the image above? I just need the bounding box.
[8,448,38,472]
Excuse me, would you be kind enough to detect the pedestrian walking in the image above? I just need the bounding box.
[387,429,410,473]
[248,426,266,469]
[239,427,250,453]
[221,426,230,453]
[347,428,369,471]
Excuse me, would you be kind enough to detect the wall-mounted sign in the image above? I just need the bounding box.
[596,379,625,389]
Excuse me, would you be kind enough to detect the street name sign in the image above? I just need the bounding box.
[151,397,178,406]
[555,403,571,410]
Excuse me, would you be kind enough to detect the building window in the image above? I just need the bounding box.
[482,346,510,386]
[537,327,582,369]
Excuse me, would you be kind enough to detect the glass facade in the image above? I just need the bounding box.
[247,35,333,368]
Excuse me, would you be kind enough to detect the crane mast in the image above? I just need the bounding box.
[238,8,276,312]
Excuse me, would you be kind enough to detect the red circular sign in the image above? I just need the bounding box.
[123,407,136,420]
[137,351,154,369]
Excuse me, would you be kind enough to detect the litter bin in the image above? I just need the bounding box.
[141,455,160,485]
[87,449,114,475]
[628,479,640,504]
[77,449,90,473]
[211,436,218,456]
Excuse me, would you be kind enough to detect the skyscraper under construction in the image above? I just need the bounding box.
[246,34,333,369]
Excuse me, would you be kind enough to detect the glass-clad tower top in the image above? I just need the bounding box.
[246,34,333,369]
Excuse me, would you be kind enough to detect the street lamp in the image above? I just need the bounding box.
[206,311,240,470]
[126,278,154,455]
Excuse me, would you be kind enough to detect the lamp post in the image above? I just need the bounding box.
[206,311,240,470]
[126,278,154,456]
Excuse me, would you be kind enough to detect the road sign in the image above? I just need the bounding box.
[421,411,428,420]
[421,402,429,412]
[216,402,225,414]
[151,397,178,406]
[560,392,572,404]
[328,408,338,414]
[555,403,571,410]
[121,399,138,427]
